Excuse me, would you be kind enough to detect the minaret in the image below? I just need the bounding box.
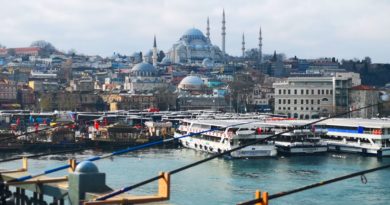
[152,35,158,66]
[258,27,262,64]
[221,9,226,58]
[242,33,245,58]
[206,17,210,42]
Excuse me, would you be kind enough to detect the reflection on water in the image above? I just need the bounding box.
[1,148,390,205]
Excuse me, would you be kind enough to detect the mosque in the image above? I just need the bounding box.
[163,10,227,65]
[143,10,263,66]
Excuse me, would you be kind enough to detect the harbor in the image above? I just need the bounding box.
[1,110,390,204]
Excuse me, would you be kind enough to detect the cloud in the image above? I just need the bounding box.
[0,0,389,63]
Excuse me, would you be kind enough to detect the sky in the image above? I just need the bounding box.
[0,0,389,63]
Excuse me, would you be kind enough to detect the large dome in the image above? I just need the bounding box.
[131,62,157,77]
[178,75,204,90]
[181,28,207,41]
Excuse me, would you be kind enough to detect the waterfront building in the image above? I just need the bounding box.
[0,79,18,109]
[349,85,379,118]
[17,85,35,109]
[249,84,274,112]
[273,74,357,119]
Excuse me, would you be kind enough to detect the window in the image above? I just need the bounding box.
[311,99,314,104]
[288,90,291,95]
[330,90,333,95]
[326,90,329,95]
[306,90,309,95]
[318,90,320,95]
[306,99,309,104]
[283,99,286,104]
[294,89,297,95]
[279,89,281,95]
[283,90,286,94]
[322,90,324,95]
[301,99,304,104]
[288,99,291,104]
[311,90,314,95]
[318,99,320,104]
[301,90,304,95]
[294,99,297,104]
[279,99,281,104]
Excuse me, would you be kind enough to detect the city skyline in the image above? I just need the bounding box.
[1,0,389,62]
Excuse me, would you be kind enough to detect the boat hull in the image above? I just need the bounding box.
[175,132,277,158]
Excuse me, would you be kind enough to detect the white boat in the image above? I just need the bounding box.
[317,118,390,157]
[267,120,328,154]
[174,119,277,158]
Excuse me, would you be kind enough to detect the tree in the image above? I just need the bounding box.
[228,72,256,113]
[157,50,165,62]
[30,40,56,57]
[67,49,77,56]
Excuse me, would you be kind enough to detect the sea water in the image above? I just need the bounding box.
[1,148,390,205]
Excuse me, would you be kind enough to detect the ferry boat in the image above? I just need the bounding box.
[268,120,328,155]
[317,118,390,157]
[174,119,277,158]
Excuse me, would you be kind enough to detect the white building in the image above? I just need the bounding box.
[273,75,357,119]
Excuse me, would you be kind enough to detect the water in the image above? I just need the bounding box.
[1,148,390,205]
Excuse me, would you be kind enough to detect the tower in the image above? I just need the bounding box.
[242,33,245,58]
[152,35,158,66]
[221,9,226,58]
[206,17,210,42]
[258,27,262,64]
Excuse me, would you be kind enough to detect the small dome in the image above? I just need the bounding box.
[131,62,157,76]
[202,58,213,67]
[75,161,99,173]
[144,50,153,56]
[178,75,204,90]
[161,57,171,65]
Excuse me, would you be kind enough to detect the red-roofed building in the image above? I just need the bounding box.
[0,47,40,56]
[349,85,378,118]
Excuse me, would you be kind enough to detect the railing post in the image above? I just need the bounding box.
[255,190,268,205]
[68,159,77,173]
[21,189,26,205]
[22,157,28,171]
[158,172,170,199]
[69,161,110,205]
